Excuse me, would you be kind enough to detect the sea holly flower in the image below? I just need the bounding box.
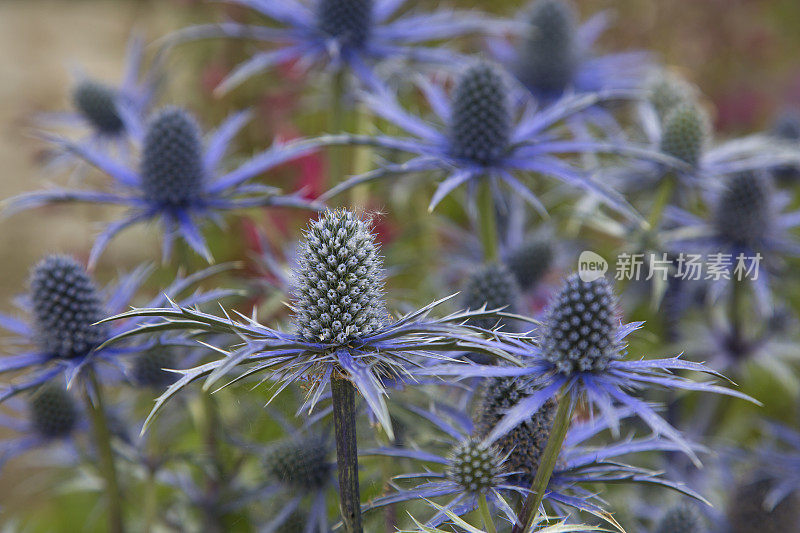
[37,34,161,162]
[488,0,649,104]
[460,263,521,331]
[768,109,800,184]
[0,384,86,470]
[161,0,506,93]
[98,209,512,437]
[422,274,754,461]
[5,107,323,266]
[654,502,706,533]
[321,62,674,220]
[0,256,234,400]
[726,476,800,533]
[363,395,703,527]
[663,171,800,310]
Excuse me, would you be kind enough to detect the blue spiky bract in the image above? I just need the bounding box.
[541,274,622,375]
[475,377,557,479]
[265,435,333,490]
[660,103,708,167]
[291,209,387,345]
[72,80,124,134]
[450,63,512,165]
[446,437,503,494]
[30,255,107,359]
[713,172,773,249]
[727,479,800,533]
[317,0,373,49]
[132,350,177,388]
[515,0,578,96]
[141,107,205,207]
[461,263,520,330]
[505,238,554,290]
[29,384,79,439]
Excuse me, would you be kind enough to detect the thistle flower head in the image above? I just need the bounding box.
[505,238,554,290]
[647,72,696,121]
[30,255,107,359]
[446,437,504,494]
[474,377,557,479]
[727,479,800,533]
[660,103,708,167]
[141,107,205,207]
[132,350,177,388]
[461,263,520,330]
[712,172,773,249]
[292,209,387,345]
[515,0,578,96]
[316,0,373,49]
[28,384,79,439]
[72,80,124,134]
[541,274,622,375]
[656,502,706,533]
[265,435,333,491]
[449,63,512,165]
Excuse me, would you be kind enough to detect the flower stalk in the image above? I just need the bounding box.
[513,392,573,533]
[85,370,125,533]
[478,178,499,262]
[478,494,498,533]
[331,377,363,533]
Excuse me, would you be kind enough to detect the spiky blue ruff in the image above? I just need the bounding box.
[446,438,504,494]
[363,398,705,526]
[132,350,177,388]
[656,502,706,533]
[420,273,755,462]
[161,0,499,93]
[450,64,511,165]
[29,384,79,439]
[461,263,519,330]
[30,255,107,359]
[141,107,205,207]
[72,80,124,135]
[8,107,322,266]
[541,274,622,375]
[292,209,387,345]
[505,237,553,290]
[514,0,577,97]
[474,377,556,480]
[266,435,333,490]
[660,104,707,167]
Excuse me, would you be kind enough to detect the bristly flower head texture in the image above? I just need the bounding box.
[6,107,322,266]
[540,274,622,375]
[265,435,333,491]
[292,209,387,345]
[659,103,708,168]
[515,0,578,97]
[655,502,706,533]
[162,0,501,94]
[141,107,205,207]
[646,71,697,121]
[446,438,505,494]
[461,263,519,330]
[132,350,177,388]
[450,63,512,165]
[474,377,556,480]
[317,0,373,49]
[72,80,125,135]
[30,255,107,359]
[712,171,773,250]
[504,237,554,291]
[29,384,79,439]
